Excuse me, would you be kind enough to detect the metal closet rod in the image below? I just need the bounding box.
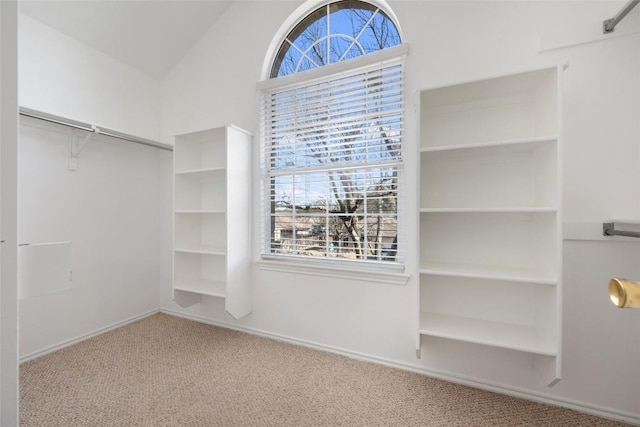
[603,222,640,238]
[603,0,640,33]
[19,107,173,152]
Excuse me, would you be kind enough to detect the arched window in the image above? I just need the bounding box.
[259,0,407,268]
[270,0,401,78]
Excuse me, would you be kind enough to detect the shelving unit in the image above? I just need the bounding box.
[417,66,563,385]
[173,125,252,319]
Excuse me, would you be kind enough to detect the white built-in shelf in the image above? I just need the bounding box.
[419,312,556,356]
[174,170,226,212]
[420,68,558,150]
[172,125,252,319]
[174,212,226,252]
[173,251,226,289]
[174,279,226,298]
[419,274,558,356]
[175,166,226,175]
[420,137,557,210]
[419,263,557,285]
[417,66,563,384]
[420,211,558,278]
[175,210,226,214]
[174,126,227,171]
[174,246,226,256]
[420,207,557,214]
[419,135,557,153]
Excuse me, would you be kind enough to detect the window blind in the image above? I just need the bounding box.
[260,51,405,266]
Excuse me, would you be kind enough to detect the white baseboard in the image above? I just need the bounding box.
[161,308,640,426]
[19,309,160,363]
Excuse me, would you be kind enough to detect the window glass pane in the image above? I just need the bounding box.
[272,175,293,210]
[269,166,399,261]
[358,13,401,53]
[328,36,354,63]
[289,8,327,53]
[272,214,293,254]
[365,214,398,261]
[278,48,302,77]
[300,172,329,208]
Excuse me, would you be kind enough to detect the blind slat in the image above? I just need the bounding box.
[265,108,404,139]
[266,160,402,176]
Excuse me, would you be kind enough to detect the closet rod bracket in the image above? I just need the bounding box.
[603,0,640,33]
[69,127,97,171]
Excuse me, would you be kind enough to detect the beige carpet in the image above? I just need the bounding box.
[20,313,628,426]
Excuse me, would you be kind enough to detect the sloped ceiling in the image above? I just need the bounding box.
[20,0,233,80]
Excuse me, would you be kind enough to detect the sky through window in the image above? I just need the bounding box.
[271,0,401,78]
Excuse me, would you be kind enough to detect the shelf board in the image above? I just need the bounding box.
[419,263,557,285]
[174,166,225,175]
[420,135,557,154]
[419,312,557,356]
[420,207,557,214]
[174,279,225,298]
[174,210,225,215]
[174,246,226,256]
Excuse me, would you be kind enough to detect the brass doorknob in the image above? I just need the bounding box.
[609,278,640,308]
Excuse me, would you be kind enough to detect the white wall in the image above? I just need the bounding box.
[19,14,164,143]
[17,118,165,359]
[17,15,167,358]
[161,1,640,423]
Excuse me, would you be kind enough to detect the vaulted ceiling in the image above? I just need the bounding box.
[19,1,234,80]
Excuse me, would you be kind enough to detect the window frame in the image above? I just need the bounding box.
[258,2,408,280]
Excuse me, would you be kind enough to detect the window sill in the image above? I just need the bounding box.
[256,257,410,286]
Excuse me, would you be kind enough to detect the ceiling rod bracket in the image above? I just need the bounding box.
[69,126,97,171]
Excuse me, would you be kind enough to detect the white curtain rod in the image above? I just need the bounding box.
[19,107,173,152]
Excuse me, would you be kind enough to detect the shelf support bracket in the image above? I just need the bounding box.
[69,127,97,171]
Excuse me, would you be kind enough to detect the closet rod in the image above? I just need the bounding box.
[603,0,640,33]
[19,107,173,152]
[603,222,640,238]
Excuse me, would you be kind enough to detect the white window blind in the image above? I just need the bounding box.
[260,49,405,266]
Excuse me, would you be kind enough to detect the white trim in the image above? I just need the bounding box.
[19,309,160,363]
[257,257,409,285]
[160,309,640,426]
